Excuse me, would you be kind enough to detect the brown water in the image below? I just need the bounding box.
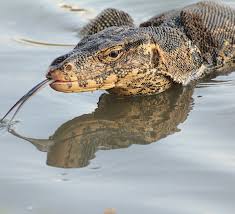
[0,0,235,213]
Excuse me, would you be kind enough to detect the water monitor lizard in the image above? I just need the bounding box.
[47,1,235,95]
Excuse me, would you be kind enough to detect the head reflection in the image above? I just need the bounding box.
[10,86,193,168]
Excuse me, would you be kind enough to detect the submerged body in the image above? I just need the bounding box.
[47,1,235,95]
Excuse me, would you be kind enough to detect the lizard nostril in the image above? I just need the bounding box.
[46,70,53,79]
[47,74,52,79]
[65,63,73,72]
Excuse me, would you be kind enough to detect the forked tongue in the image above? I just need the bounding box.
[0,79,53,126]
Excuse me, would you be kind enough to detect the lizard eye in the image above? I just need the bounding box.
[99,46,124,63]
[109,50,120,58]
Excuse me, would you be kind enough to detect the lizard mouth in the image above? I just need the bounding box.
[50,80,100,93]
[47,68,118,93]
[46,69,99,93]
[50,79,117,93]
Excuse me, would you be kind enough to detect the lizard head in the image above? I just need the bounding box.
[47,27,173,95]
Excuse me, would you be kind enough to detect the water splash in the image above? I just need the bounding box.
[0,119,19,135]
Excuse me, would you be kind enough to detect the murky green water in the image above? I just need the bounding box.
[0,0,235,213]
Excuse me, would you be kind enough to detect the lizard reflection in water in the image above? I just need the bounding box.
[10,86,193,168]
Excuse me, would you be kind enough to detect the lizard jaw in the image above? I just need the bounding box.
[50,73,118,93]
[50,80,116,93]
[47,66,119,93]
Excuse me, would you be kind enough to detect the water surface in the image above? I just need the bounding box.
[0,0,235,213]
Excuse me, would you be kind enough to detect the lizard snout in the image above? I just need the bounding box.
[46,63,77,82]
[46,62,88,93]
[46,69,66,82]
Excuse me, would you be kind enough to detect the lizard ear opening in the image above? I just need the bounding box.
[151,47,161,68]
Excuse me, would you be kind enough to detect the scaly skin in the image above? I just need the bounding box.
[47,1,235,96]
